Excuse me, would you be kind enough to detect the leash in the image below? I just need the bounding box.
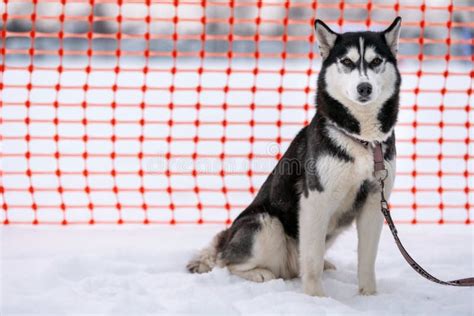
[373,142,474,287]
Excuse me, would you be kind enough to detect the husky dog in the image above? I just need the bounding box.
[187,17,401,297]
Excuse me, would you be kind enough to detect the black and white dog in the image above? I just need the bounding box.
[188,17,401,297]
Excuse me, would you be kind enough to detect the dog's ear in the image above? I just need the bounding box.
[314,19,338,59]
[383,17,402,56]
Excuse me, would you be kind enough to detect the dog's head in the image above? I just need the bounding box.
[315,18,402,141]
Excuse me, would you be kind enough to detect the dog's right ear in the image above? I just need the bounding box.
[314,19,338,59]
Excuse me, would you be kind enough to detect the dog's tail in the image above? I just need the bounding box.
[187,229,229,274]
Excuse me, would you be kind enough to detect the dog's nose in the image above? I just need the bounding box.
[357,83,372,98]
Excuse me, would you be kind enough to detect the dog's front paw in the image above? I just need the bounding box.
[358,274,377,295]
[303,278,326,297]
[358,284,377,296]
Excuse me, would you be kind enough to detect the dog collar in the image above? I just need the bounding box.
[326,121,386,176]
[327,121,371,148]
[343,133,386,174]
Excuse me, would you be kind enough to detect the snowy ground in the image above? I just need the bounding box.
[2,224,473,315]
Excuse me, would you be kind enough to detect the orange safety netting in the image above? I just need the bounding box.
[1,0,472,225]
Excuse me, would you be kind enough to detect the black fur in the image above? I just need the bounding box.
[383,132,397,161]
[378,92,400,134]
[317,90,361,135]
[217,217,261,265]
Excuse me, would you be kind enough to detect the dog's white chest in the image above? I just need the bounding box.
[353,152,375,179]
[316,151,374,193]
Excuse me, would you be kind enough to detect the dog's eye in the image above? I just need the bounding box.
[370,58,382,66]
[340,58,354,67]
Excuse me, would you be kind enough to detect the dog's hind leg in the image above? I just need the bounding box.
[219,213,298,281]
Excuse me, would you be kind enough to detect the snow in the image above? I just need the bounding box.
[2,224,473,315]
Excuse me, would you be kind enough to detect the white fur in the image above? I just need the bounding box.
[299,156,361,297]
[324,39,397,142]
[346,47,359,62]
[364,46,378,63]
[356,191,383,295]
[226,212,339,284]
[252,214,299,279]
[384,19,402,56]
[315,22,338,59]
[298,134,396,296]
[358,157,395,294]
[299,190,330,296]
[228,267,276,282]
[226,214,299,281]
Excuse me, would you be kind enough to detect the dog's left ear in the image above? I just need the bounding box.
[383,17,402,56]
[314,19,338,59]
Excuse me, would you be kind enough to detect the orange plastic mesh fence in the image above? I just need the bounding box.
[1,1,472,225]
